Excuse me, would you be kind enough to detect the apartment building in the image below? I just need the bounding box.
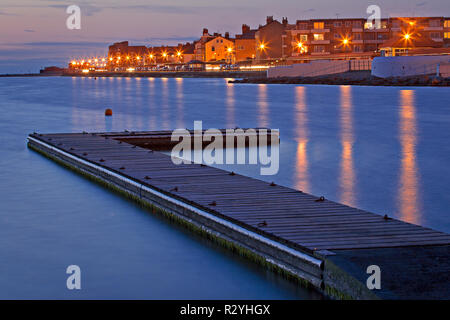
[235,24,257,62]
[284,17,450,62]
[205,33,235,62]
[255,16,289,61]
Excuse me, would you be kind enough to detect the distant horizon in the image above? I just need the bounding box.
[0,0,449,73]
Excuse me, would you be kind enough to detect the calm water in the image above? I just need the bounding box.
[0,77,449,299]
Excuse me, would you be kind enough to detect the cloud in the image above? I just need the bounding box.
[0,10,18,16]
[416,2,427,7]
[24,29,35,33]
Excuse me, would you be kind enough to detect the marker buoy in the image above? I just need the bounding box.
[105,108,113,116]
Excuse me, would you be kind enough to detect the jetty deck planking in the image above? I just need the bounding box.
[28,132,450,252]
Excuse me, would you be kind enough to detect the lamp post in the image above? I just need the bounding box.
[257,43,266,64]
[226,46,234,65]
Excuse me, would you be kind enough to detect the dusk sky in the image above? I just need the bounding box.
[0,0,448,73]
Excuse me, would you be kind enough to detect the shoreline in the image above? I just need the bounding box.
[63,70,266,79]
[230,71,450,87]
[2,70,449,87]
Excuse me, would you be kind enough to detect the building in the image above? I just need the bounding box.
[205,34,235,62]
[194,28,215,62]
[379,35,442,56]
[284,16,450,62]
[235,24,257,62]
[108,41,148,67]
[255,16,290,61]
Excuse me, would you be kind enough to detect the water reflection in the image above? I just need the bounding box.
[148,78,156,130]
[398,90,420,224]
[257,84,269,127]
[161,78,170,129]
[339,86,356,207]
[175,78,184,128]
[294,86,309,193]
[226,80,235,128]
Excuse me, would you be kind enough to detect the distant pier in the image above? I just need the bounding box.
[27,130,450,299]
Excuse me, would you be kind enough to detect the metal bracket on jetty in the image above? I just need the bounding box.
[27,130,450,300]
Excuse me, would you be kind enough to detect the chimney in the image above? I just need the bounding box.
[202,28,209,36]
[266,16,274,24]
[242,24,250,34]
[225,32,230,39]
[282,17,288,26]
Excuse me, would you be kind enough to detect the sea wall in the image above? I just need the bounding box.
[371,55,450,78]
[267,60,371,78]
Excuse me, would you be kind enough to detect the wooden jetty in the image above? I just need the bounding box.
[27,130,450,299]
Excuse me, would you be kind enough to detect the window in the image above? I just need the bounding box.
[298,23,308,30]
[354,33,362,40]
[334,33,340,39]
[314,22,324,29]
[445,20,450,28]
[353,21,362,27]
[211,46,215,51]
[364,22,373,30]
[392,20,400,28]
[334,21,342,27]
[430,32,441,39]
[345,21,352,27]
[299,34,308,41]
[354,45,362,52]
[444,32,450,39]
[429,20,440,27]
[313,34,324,40]
[313,45,325,53]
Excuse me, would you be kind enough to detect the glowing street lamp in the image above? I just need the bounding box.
[404,33,411,40]
[342,38,349,45]
[259,43,266,50]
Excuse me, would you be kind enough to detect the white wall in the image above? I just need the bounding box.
[268,60,350,78]
[371,55,450,78]
[267,59,371,78]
